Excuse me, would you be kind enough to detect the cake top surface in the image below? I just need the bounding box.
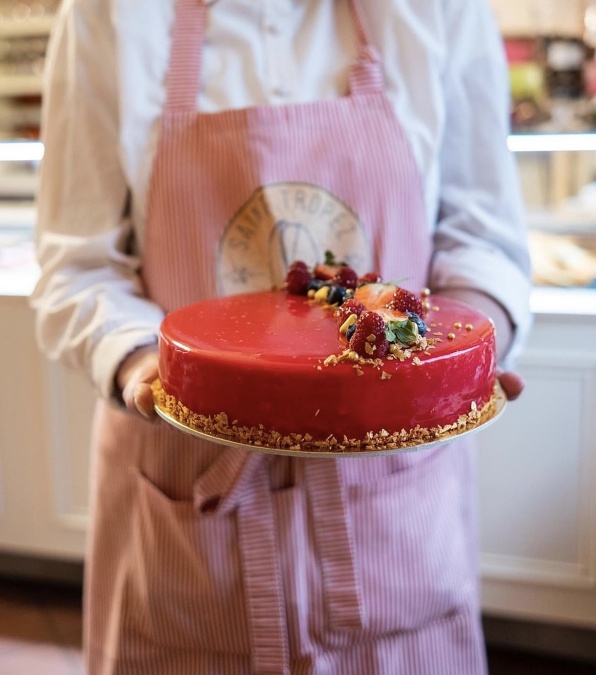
[160,290,494,367]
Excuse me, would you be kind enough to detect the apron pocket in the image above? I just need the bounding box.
[346,447,474,635]
[125,468,250,654]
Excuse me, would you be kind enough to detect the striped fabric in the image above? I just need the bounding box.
[83,0,488,673]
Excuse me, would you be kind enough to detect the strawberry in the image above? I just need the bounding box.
[349,310,389,358]
[354,282,397,309]
[313,263,339,280]
[373,306,408,324]
[285,265,312,295]
[358,272,382,285]
[335,298,366,326]
[313,250,348,281]
[387,287,427,317]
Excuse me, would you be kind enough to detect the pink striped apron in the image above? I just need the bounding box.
[83,1,488,673]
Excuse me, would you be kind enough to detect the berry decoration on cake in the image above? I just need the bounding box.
[283,251,431,365]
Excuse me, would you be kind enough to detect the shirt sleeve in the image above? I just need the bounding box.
[429,0,533,366]
[30,0,165,401]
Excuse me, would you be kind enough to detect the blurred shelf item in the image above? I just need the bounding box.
[528,229,596,288]
[0,2,57,135]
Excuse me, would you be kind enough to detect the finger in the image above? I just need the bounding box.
[133,382,158,419]
[497,370,525,401]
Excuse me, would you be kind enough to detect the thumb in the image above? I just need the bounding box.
[132,381,159,419]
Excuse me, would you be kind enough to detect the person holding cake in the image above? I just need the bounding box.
[31,1,531,674]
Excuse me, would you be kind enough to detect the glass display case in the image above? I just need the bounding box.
[511,133,596,290]
[490,0,596,294]
[0,140,40,295]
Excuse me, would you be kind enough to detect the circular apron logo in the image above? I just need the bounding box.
[217,182,372,295]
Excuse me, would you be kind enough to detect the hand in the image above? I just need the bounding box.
[116,344,159,419]
[497,369,524,401]
[435,289,525,402]
[436,287,514,361]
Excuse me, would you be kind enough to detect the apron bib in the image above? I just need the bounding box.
[141,0,430,307]
[84,2,487,673]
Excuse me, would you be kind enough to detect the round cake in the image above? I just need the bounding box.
[154,282,500,453]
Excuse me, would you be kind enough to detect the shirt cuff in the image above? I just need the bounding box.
[91,327,161,403]
[430,248,533,370]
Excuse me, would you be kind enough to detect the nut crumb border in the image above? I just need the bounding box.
[152,379,502,454]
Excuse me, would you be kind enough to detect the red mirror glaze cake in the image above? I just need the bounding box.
[154,261,499,453]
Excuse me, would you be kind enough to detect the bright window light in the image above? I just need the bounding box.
[0,141,44,162]
[508,133,596,153]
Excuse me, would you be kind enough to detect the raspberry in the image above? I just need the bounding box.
[387,287,426,317]
[358,272,382,285]
[288,260,308,273]
[349,310,389,358]
[285,265,312,295]
[332,266,358,289]
[335,298,366,326]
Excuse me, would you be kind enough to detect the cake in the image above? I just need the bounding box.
[153,258,500,453]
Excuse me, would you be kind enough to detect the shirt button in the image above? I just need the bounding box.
[272,85,291,98]
[266,22,280,35]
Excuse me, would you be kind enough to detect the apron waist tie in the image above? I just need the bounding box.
[193,448,290,675]
[305,459,368,631]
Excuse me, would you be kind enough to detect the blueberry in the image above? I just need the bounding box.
[406,311,427,336]
[346,322,357,341]
[307,278,325,292]
[327,285,348,305]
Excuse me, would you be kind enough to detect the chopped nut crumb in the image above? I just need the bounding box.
[152,380,501,454]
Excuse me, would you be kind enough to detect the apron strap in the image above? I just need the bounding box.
[236,462,291,675]
[165,0,206,111]
[347,0,386,95]
[165,0,385,112]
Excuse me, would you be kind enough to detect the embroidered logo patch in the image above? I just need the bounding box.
[217,182,371,295]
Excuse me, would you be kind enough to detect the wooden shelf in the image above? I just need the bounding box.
[0,74,42,97]
[0,16,54,38]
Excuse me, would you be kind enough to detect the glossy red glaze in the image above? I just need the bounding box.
[158,292,496,441]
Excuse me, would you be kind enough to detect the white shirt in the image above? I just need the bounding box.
[31,0,532,399]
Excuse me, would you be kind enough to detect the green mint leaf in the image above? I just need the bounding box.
[386,319,419,346]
